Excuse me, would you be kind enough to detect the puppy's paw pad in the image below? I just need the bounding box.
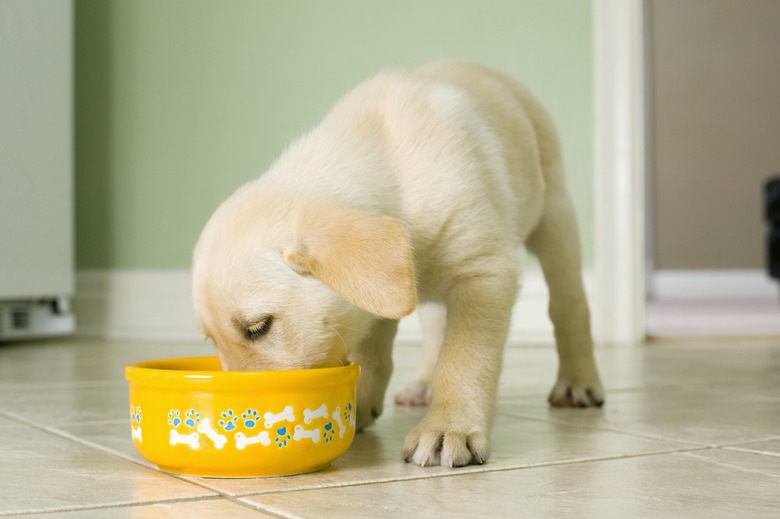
[548,380,605,408]
[402,428,488,468]
[394,381,432,407]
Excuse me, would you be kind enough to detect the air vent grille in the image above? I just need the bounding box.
[12,307,31,330]
[0,300,75,340]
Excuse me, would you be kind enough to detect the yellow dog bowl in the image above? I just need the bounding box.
[125,357,359,478]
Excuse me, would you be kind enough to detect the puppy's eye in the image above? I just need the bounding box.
[246,316,273,341]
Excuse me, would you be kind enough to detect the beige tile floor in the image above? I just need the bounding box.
[0,337,779,518]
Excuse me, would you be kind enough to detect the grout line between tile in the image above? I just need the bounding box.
[5,402,775,516]
[224,445,714,499]
[674,450,780,478]
[719,437,780,457]
[234,497,307,519]
[723,447,780,458]
[0,410,32,427]
[0,410,308,517]
[494,410,713,447]
[0,412,128,429]
[0,496,226,518]
[0,410,142,461]
[5,404,726,501]
[0,410,231,498]
[499,411,780,454]
[224,497,298,519]
[2,408,325,517]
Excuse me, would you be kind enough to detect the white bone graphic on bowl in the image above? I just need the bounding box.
[132,425,143,442]
[235,431,271,449]
[304,404,327,424]
[170,429,199,448]
[197,418,227,449]
[293,425,320,443]
[332,407,345,438]
[264,406,294,428]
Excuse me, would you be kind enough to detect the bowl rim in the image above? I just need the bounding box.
[125,356,359,390]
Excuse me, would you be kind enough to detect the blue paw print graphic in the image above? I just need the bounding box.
[274,426,291,447]
[130,405,142,424]
[219,410,237,431]
[323,421,334,442]
[241,408,259,428]
[168,409,181,427]
[343,402,353,421]
[185,410,200,428]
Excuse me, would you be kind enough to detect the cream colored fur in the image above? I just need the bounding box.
[192,61,604,468]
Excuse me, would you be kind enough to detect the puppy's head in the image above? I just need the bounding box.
[192,183,416,372]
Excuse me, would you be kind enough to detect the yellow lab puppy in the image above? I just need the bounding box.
[192,61,604,468]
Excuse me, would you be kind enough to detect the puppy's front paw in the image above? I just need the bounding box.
[401,412,489,468]
[394,380,433,407]
[548,377,605,408]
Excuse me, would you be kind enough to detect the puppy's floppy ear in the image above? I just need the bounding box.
[285,206,416,319]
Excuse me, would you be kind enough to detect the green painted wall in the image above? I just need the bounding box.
[75,0,592,270]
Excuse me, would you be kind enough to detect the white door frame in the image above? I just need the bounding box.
[591,0,647,345]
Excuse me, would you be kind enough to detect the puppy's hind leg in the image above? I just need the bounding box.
[526,188,604,408]
[394,303,445,406]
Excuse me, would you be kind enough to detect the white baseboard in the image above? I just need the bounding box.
[74,269,595,344]
[650,270,778,301]
[74,270,201,341]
